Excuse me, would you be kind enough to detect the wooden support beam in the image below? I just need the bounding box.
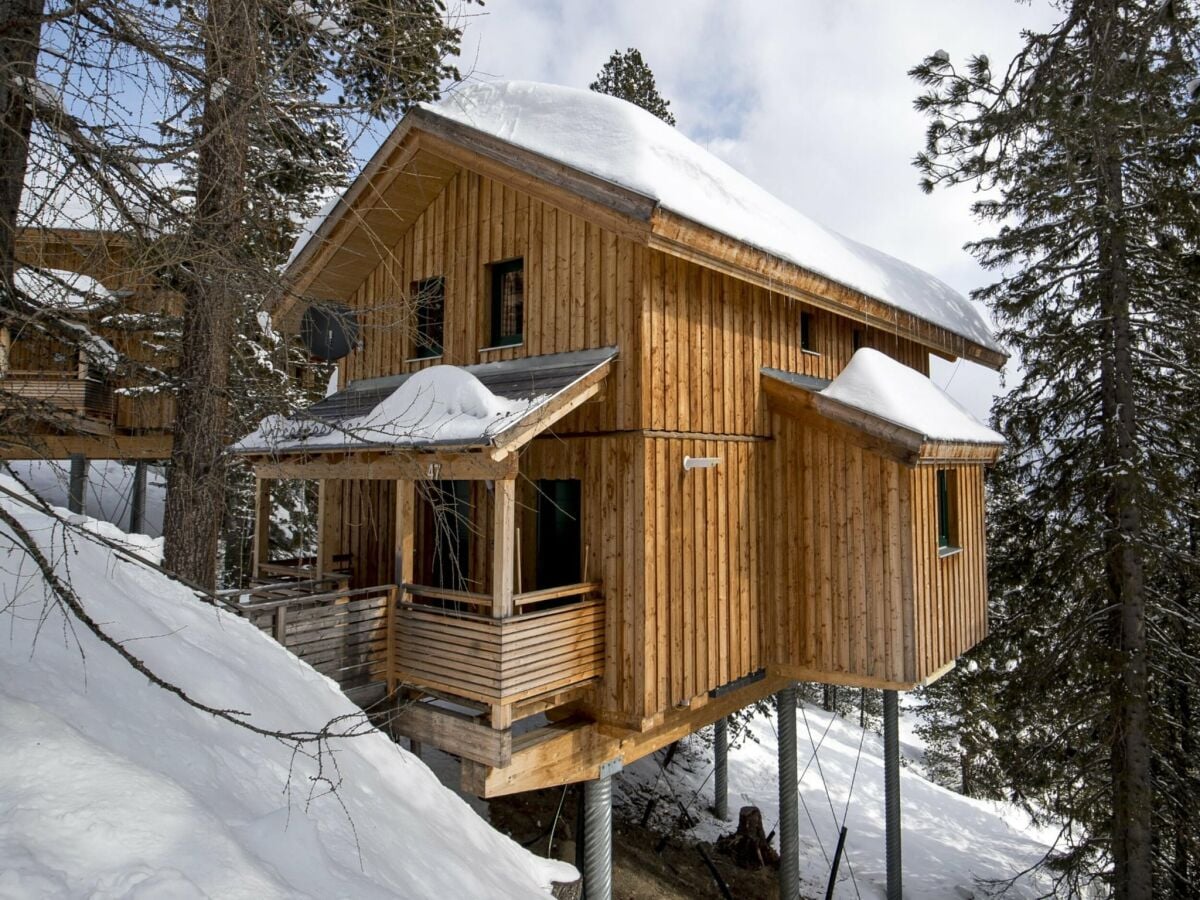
[252,478,271,578]
[250,449,518,482]
[492,478,515,619]
[316,479,338,578]
[766,663,923,693]
[391,700,513,767]
[462,674,793,797]
[0,433,173,460]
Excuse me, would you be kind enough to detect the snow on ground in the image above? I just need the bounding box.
[615,704,1057,899]
[0,478,575,898]
[4,459,166,537]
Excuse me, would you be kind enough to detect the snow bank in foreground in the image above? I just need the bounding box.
[616,706,1056,899]
[822,349,1005,445]
[0,479,575,898]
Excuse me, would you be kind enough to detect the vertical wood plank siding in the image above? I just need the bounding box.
[317,159,990,721]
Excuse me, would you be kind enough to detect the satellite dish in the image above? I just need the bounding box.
[300,302,360,361]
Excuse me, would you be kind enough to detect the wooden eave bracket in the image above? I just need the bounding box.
[761,369,1003,468]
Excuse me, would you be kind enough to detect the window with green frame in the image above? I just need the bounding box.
[936,468,958,550]
[489,258,524,347]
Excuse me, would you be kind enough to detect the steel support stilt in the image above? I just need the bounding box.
[714,715,729,821]
[582,774,613,900]
[67,454,87,515]
[777,685,800,900]
[884,689,902,900]
[129,461,147,534]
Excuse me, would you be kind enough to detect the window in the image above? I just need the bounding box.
[411,276,444,359]
[852,328,864,352]
[936,468,959,553]
[489,258,524,347]
[536,479,581,589]
[800,311,816,353]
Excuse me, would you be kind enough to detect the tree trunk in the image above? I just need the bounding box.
[1090,5,1152,890]
[0,0,45,295]
[162,0,257,588]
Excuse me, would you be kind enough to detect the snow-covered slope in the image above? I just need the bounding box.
[0,479,575,898]
[423,81,1002,356]
[616,706,1056,898]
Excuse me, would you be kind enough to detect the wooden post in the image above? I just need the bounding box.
[316,479,337,578]
[394,480,415,587]
[252,477,271,578]
[0,326,10,375]
[273,605,287,644]
[385,585,398,695]
[492,478,515,618]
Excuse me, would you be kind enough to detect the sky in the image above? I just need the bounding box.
[426,0,1064,421]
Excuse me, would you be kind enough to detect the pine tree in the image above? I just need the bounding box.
[589,48,676,125]
[910,1,1200,894]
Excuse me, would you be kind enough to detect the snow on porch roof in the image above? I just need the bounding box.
[231,346,617,457]
[762,348,1005,466]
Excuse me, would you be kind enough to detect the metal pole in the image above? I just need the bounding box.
[67,454,87,515]
[714,715,729,820]
[129,461,147,534]
[583,774,613,900]
[777,685,800,900]
[884,689,902,900]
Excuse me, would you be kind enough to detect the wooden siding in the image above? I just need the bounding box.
[341,169,643,432]
[639,250,930,436]
[760,415,916,684]
[640,436,763,714]
[907,464,989,681]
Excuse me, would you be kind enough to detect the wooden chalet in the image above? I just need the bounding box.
[0,227,176,461]
[236,81,1006,798]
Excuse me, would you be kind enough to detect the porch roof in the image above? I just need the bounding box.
[232,346,617,464]
[762,349,1005,466]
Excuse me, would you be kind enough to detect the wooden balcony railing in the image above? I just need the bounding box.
[394,582,605,709]
[0,372,113,422]
[238,583,395,691]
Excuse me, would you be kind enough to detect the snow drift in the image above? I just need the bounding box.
[0,479,575,898]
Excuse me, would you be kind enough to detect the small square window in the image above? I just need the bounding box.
[936,468,959,551]
[490,258,524,347]
[411,276,444,359]
[800,311,816,353]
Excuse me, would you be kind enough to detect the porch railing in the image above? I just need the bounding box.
[394,581,605,708]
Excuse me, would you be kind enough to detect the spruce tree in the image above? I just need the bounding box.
[910,1,1200,894]
[590,48,676,125]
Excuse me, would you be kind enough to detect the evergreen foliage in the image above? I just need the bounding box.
[589,48,676,125]
[910,1,1200,894]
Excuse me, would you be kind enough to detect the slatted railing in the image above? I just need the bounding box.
[240,584,396,691]
[394,584,605,708]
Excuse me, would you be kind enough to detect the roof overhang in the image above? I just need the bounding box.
[235,347,617,480]
[277,108,1007,370]
[761,367,1004,467]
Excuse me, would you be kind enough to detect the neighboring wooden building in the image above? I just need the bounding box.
[235,81,1006,797]
[0,227,176,460]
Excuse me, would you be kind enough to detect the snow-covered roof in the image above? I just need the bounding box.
[763,349,1004,461]
[284,81,1003,362]
[232,347,616,455]
[14,266,113,309]
[423,81,1001,356]
[820,349,1004,445]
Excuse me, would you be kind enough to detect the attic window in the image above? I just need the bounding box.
[937,468,960,554]
[800,311,817,353]
[412,276,445,359]
[490,258,524,347]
